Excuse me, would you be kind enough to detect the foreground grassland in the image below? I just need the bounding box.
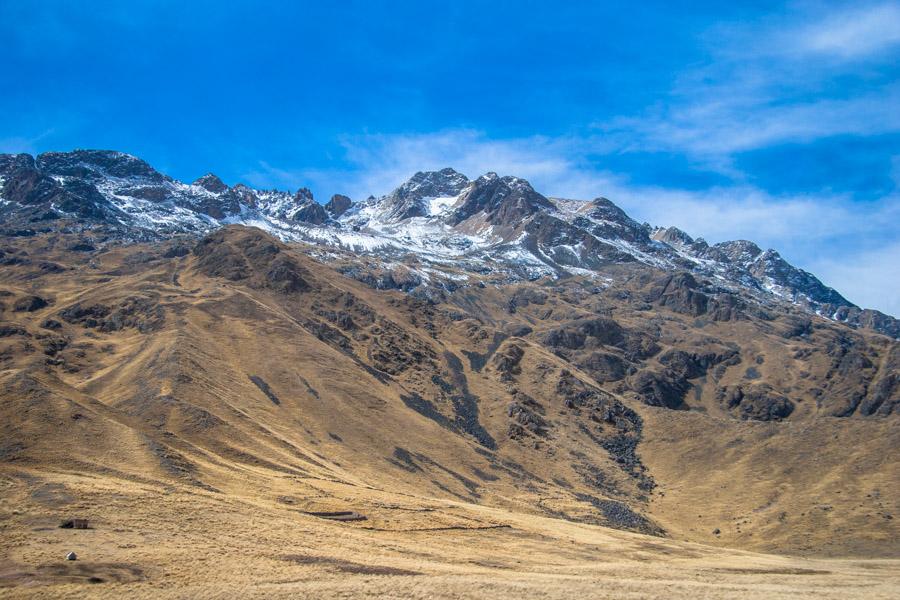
[2,471,898,599]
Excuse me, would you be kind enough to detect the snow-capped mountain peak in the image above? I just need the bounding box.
[370,167,470,223]
[193,173,228,194]
[1,150,896,337]
[449,171,554,227]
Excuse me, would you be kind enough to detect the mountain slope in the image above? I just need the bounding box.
[1,225,896,552]
[1,151,898,596]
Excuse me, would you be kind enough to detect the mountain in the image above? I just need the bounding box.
[1,150,898,595]
[371,167,470,222]
[3,148,898,420]
[2,149,895,339]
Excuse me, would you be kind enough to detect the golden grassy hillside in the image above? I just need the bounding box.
[0,225,897,597]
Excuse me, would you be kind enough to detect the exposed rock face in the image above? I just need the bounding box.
[706,240,764,265]
[646,273,710,317]
[832,307,900,340]
[524,212,638,271]
[290,189,328,224]
[717,384,795,421]
[191,174,237,218]
[749,249,850,306]
[577,352,628,383]
[37,149,165,182]
[507,392,548,439]
[59,296,165,333]
[575,198,651,245]
[492,343,525,382]
[192,226,311,294]
[378,168,469,222]
[657,347,740,379]
[0,154,110,220]
[652,226,699,250]
[554,370,654,491]
[862,373,899,416]
[655,234,852,312]
[450,172,554,226]
[325,194,352,217]
[193,173,228,194]
[543,318,622,350]
[629,370,690,410]
[228,184,259,209]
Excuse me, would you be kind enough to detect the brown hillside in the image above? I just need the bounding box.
[0,225,897,598]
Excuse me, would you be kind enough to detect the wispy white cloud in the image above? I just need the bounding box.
[708,2,900,61]
[336,130,574,200]
[597,2,900,170]
[788,2,900,59]
[605,85,900,161]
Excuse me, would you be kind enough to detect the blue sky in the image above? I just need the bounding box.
[1,1,898,315]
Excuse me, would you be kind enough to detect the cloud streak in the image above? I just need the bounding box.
[598,2,900,172]
[788,2,900,59]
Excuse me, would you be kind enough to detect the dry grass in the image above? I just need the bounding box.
[1,470,898,599]
[0,227,897,597]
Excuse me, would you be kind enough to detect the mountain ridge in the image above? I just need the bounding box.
[0,149,896,339]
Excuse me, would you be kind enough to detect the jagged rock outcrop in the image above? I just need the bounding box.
[652,226,701,250]
[325,194,353,217]
[507,392,548,439]
[59,296,165,333]
[577,352,629,383]
[377,168,469,222]
[37,149,165,182]
[629,369,691,410]
[290,189,328,224]
[574,197,651,245]
[657,347,740,380]
[450,172,554,227]
[717,384,795,421]
[193,173,228,194]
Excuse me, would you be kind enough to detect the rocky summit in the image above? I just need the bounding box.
[0,149,898,597]
[1,149,896,337]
